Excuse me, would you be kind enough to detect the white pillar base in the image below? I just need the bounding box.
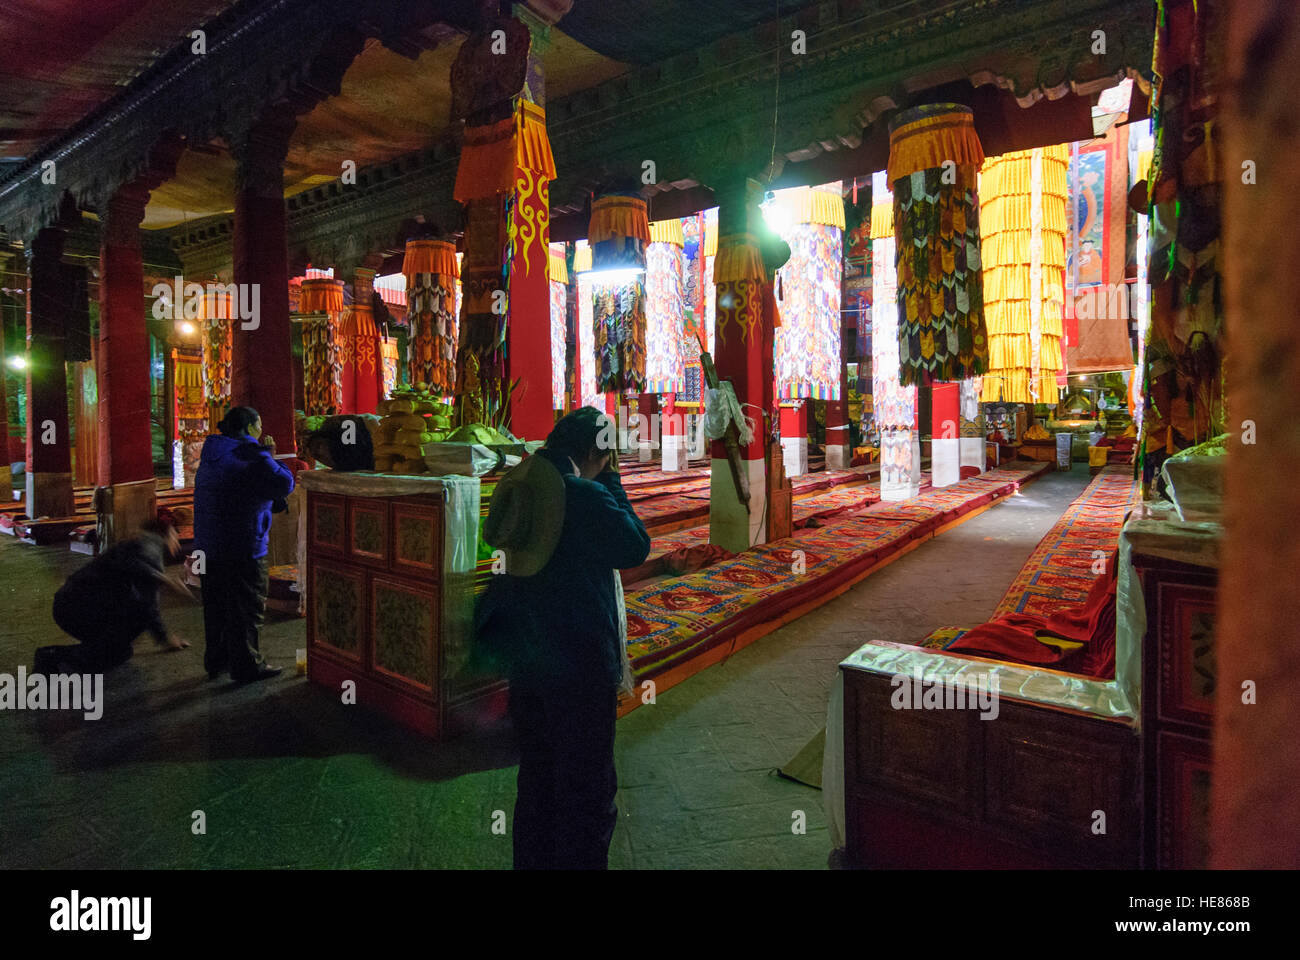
[825,444,851,470]
[709,456,767,553]
[959,437,986,475]
[780,436,809,478]
[662,434,688,472]
[931,437,961,488]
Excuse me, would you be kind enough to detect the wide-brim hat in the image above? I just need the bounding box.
[483,454,565,576]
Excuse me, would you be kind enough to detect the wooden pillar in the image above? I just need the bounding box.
[708,178,775,552]
[231,110,296,452]
[25,227,75,518]
[97,181,159,541]
[1213,0,1300,868]
[0,249,12,503]
[779,401,809,477]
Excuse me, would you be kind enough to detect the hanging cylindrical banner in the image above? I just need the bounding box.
[772,183,844,400]
[200,289,233,429]
[403,239,460,395]
[871,171,919,501]
[888,103,987,386]
[299,277,345,416]
[588,194,650,394]
[645,218,685,395]
[979,145,1069,403]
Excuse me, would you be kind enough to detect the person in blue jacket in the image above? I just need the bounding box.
[476,406,651,870]
[193,406,295,684]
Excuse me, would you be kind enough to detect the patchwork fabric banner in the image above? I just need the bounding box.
[549,278,566,409]
[870,173,917,499]
[576,273,600,408]
[645,239,686,394]
[888,104,987,385]
[775,218,843,400]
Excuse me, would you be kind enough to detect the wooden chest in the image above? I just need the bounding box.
[305,488,505,739]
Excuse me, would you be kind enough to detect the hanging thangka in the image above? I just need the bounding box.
[773,184,844,400]
[888,103,987,385]
[299,277,345,415]
[403,239,459,395]
[645,218,686,395]
[588,194,649,394]
[549,243,568,409]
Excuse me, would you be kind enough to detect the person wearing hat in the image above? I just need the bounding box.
[476,406,650,870]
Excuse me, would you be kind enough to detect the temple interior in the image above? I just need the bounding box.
[0,0,1294,876]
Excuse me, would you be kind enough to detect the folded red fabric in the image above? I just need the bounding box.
[944,549,1119,679]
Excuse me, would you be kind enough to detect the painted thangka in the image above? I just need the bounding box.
[979,145,1069,403]
[773,184,843,400]
[888,104,987,385]
[679,212,706,402]
[870,172,918,501]
[575,242,601,409]
[549,243,567,409]
[1065,122,1134,374]
[645,220,686,394]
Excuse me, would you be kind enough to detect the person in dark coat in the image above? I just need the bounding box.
[35,519,191,675]
[476,406,651,870]
[193,406,295,684]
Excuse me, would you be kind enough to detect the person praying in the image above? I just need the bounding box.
[35,518,191,675]
[475,406,651,870]
[193,406,295,684]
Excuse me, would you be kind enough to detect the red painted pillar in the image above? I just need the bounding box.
[25,227,75,518]
[0,250,11,503]
[98,183,157,488]
[507,181,554,441]
[97,182,161,540]
[709,180,775,550]
[778,401,809,476]
[825,356,851,468]
[231,112,296,452]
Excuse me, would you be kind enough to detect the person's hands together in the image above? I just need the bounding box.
[260,434,277,455]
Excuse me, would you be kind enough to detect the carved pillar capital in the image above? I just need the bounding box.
[231,109,296,200]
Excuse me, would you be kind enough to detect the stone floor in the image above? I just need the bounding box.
[0,465,1090,869]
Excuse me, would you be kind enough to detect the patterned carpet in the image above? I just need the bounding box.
[916,464,1140,651]
[624,463,1048,682]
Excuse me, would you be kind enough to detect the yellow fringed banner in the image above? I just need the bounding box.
[771,185,846,229]
[869,201,894,240]
[589,195,650,245]
[453,100,555,203]
[713,233,766,284]
[548,245,568,284]
[648,218,685,247]
[572,243,592,274]
[402,238,459,279]
[887,107,985,183]
[704,218,718,257]
[515,100,555,182]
